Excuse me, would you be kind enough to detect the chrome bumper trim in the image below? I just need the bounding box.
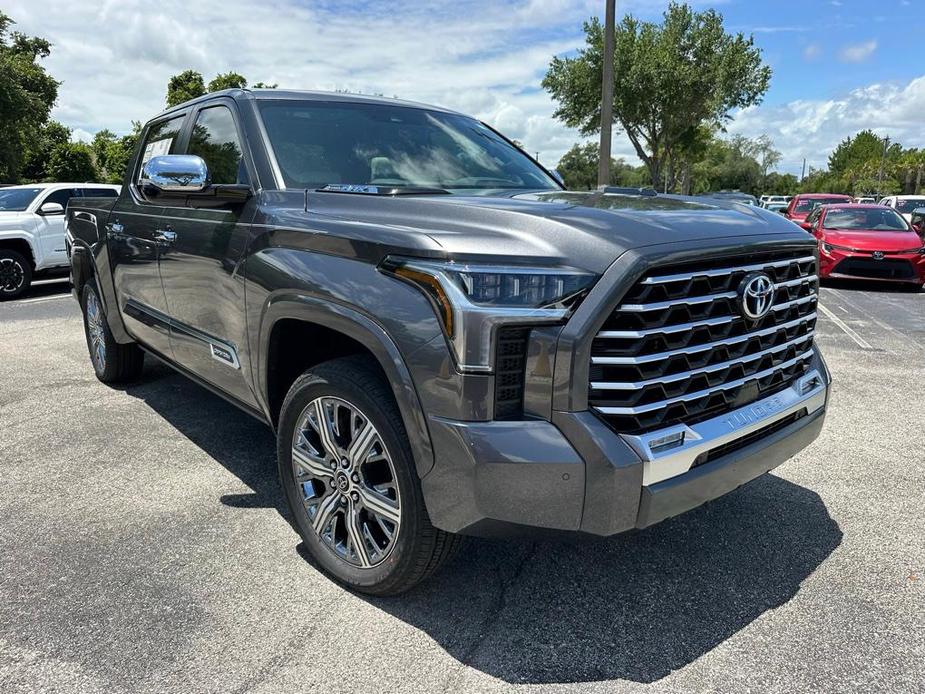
[622,369,826,486]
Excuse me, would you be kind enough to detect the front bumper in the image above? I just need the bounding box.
[420,349,830,537]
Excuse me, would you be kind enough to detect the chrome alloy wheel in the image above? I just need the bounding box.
[85,289,106,371]
[291,396,402,568]
[0,257,25,294]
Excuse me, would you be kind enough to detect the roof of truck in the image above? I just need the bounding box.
[160,88,462,119]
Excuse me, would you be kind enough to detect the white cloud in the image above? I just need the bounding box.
[839,40,877,63]
[803,43,822,60]
[5,0,607,168]
[727,74,925,175]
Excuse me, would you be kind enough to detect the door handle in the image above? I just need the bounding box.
[153,229,177,244]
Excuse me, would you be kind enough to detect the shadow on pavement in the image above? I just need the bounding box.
[124,361,842,686]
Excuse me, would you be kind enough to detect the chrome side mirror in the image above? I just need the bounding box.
[141,155,210,193]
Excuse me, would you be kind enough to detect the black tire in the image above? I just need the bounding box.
[81,282,144,384]
[278,356,462,595]
[0,249,32,301]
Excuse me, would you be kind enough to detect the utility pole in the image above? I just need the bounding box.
[800,158,806,182]
[877,136,890,198]
[597,0,616,187]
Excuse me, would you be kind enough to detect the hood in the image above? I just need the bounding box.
[822,228,924,252]
[277,189,811,274]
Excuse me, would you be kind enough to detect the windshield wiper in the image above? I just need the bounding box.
[317,184,451,196]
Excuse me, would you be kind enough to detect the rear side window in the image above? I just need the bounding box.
[81,188,118,198]
[187,106,247,185]
[137,115,186,182]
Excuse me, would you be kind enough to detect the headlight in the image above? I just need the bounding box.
[382,257,597,372]
[821,242,854,254]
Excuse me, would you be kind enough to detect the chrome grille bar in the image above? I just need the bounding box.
[594,349,815,416]
[597,294,816,339]
[591,330,815,391]
[640,255,816,284]
[591,313,816,365]
[618,275,818,313]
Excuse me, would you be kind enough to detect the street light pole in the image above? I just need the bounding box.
[597,0,616,188]
[877,136,890,198]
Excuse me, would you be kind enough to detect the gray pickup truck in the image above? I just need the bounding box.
[66,89,830,594]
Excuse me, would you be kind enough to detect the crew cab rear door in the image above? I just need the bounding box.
[108,112,190,358]
[156,99,259,408]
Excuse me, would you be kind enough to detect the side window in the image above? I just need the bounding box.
[81,188,118,198]
[136,115,186,183]
[40,188,78,212]
[187,106,247,185]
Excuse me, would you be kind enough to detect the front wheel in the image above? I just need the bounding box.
[81,283,144,383]
[0,249,32,300]
[277,356,461,595]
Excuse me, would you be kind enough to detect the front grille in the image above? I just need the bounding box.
[494,327,530,419]
[833,257,915,280]
[590,250,818,434]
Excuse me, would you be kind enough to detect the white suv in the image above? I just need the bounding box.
[880,195,925,223]
[0,183,120,300]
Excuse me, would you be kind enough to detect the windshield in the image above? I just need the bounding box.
[823,207,910,231]
[258,100,558,192]
[794,197,849,213]
[0,188,42,211]
[895,199,925,213]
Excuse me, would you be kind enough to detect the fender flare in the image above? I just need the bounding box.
[0,230,38,266]
[256,292,435,478]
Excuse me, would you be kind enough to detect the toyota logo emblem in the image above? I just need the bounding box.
[872,251,885,260]
[737,272,775,321]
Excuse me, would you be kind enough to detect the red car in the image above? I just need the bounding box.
[804,204,925,287]
[785,193,853,225]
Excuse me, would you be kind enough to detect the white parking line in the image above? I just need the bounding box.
[7,294,70,305]
[817,302,874,350]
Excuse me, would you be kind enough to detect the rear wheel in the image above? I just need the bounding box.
[0,249,32,301]
[81,283,144,383]
[277,356,461,595]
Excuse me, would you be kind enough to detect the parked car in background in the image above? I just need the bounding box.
[701,190,758,205]
[762,195,789,207]
[853,196,875,204]
[805,204,925,288]
[765,202,788,214]
[785,193,853,226]
[879,195,925,223]
[65,88,830,594]
[0,183,120,299]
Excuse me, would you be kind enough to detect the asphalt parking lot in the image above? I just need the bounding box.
[1,278,923,693]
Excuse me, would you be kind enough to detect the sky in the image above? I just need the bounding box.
[5,0,924,177]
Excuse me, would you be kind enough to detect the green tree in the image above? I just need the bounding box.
[90,122,141,183]
[166,69,205,107]
[543,2,771,188]
[555,142,647,190]
[252,81,278,89]
[207,71,247,92]
[20,120,71,181]
[47,141,98,182]
[0,11,59,182]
